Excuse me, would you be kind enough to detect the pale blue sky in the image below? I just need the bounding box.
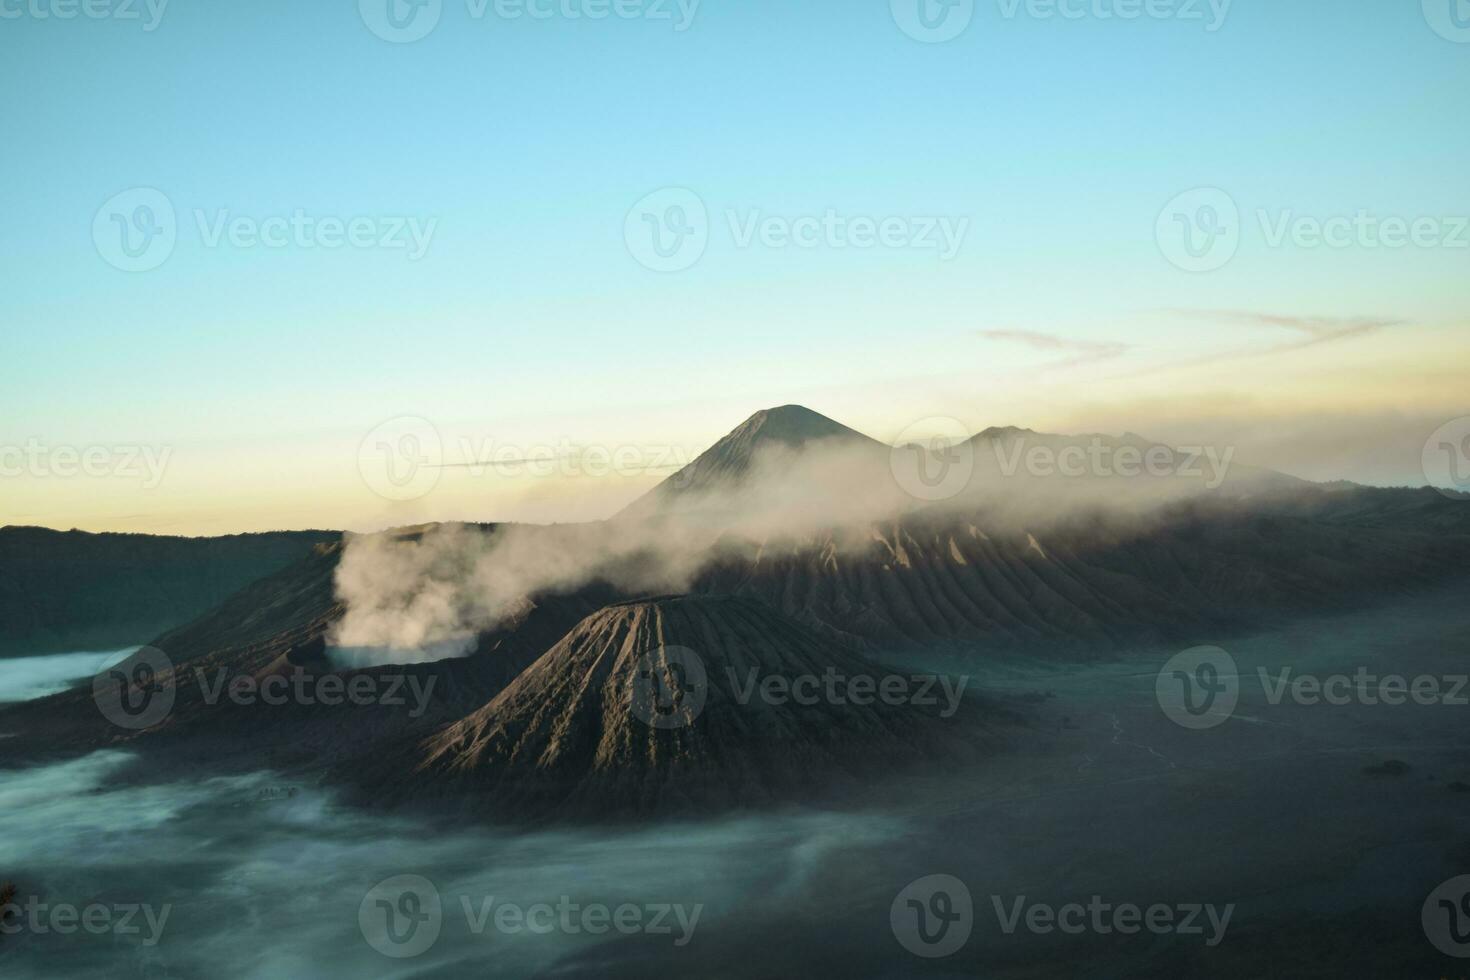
[3,0,1468,531]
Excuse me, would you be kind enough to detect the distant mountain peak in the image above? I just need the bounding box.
[971,425,1035,442]
[618,405,884,518]
[727,404,870,447]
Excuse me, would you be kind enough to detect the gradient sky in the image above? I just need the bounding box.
[2,0,1468,534]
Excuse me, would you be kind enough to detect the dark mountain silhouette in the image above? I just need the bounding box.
[8,410,1468,755]
[692,489,1470,654]
[5,406,1470,824]
[0,526,336,657]
[0,537,611,768]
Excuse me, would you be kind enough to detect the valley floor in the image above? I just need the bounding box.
[2,585,1468,978]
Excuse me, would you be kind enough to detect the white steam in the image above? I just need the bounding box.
[330,430,1297,666]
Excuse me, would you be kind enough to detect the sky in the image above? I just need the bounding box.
[2,0,1468,534]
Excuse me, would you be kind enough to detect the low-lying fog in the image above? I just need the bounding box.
[0,649,138,705]
[0,748,914,979]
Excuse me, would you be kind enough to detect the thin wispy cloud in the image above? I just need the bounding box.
[1102,310,1411,380]
[1164,310,1405,356]
[977,329,1131,369]
[430,454,682,473]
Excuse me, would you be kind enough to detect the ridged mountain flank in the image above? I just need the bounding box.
[360,594,988,819]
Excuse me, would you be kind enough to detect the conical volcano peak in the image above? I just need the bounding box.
[619,405,885,518]
[732,405,866,447]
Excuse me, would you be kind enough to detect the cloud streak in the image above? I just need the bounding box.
[1091,310,1410,383]
[1159,309,1406,360]
[976,329,1131,369]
